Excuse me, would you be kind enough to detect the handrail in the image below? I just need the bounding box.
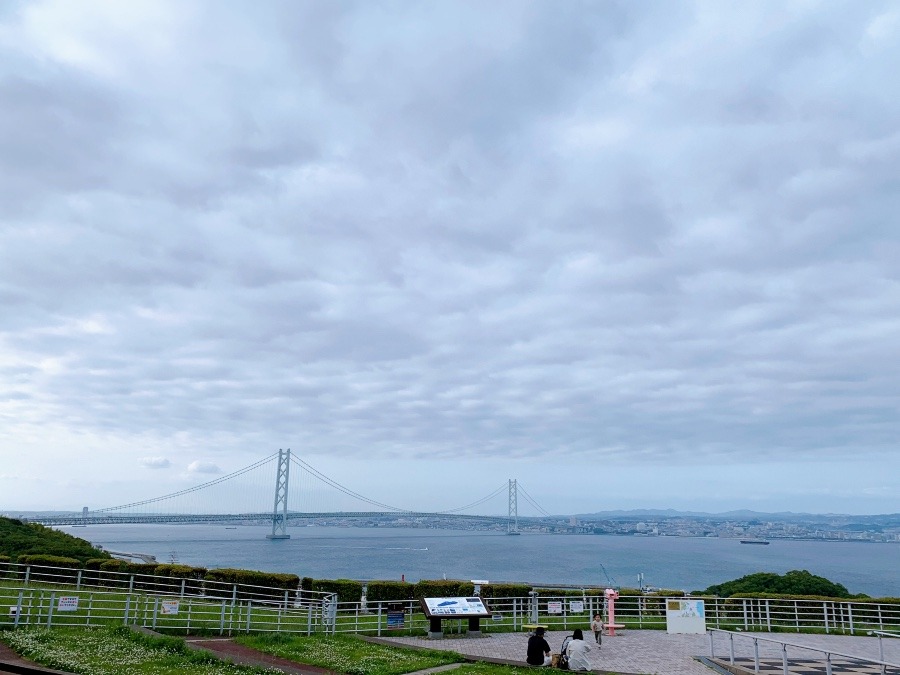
[709,627,900,675]
[870,630,900,669]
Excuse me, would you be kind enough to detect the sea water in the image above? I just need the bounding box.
[68,524,900,597]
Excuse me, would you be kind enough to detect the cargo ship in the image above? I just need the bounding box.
[740,538,770,545]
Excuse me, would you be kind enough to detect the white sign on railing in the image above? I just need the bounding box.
[548,601,563,614]
[161,600,180,615]
[570,600,584,613]
[57,596,79,612]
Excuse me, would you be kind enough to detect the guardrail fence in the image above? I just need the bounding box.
[709,628,900,674]
[2,563,899,637]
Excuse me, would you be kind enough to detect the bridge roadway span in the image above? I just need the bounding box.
[24,511,523,527]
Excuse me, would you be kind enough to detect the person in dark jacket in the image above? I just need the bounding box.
[526,627,552,666]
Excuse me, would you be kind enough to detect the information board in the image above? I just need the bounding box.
[547,601,562,614]
[421,597,490,617]
[387,610,405,629]
[161,600,180,615]
[665,599,706,634]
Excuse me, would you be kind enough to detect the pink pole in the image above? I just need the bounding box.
[605,589,620,636]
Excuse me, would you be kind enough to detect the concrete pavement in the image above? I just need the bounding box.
[375,629,900,675]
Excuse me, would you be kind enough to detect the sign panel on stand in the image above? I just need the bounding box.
[665,599,706,634]
[420,597,492,638]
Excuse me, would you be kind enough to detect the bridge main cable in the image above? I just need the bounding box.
[94,452,279,513]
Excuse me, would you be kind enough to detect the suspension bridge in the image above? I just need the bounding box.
[26,450,553,538]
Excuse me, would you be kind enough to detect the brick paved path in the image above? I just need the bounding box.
[377,630,900,675]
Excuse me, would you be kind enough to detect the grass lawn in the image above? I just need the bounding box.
[236,633,465,675]
[0,625,279,675]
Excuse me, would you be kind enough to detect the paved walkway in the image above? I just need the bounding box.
[376,630,900,675]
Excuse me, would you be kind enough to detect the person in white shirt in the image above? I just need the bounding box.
[565,629,592,672]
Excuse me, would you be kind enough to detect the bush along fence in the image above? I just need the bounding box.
[1,561,899,637]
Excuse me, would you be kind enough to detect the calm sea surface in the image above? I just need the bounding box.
[68,524,900,597]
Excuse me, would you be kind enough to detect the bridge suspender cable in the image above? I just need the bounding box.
[517,483,552,517]
[94,452,280,512]
[290,455,409,512]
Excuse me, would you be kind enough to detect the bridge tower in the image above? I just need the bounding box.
[267,448,291,540]
[507,478,519,535]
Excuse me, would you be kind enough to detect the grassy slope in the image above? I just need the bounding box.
[0,516,109,562]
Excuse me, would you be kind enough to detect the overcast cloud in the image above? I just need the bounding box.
[1,1,898,515]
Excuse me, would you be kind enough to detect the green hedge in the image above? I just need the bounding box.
[480,583,532,598]
[414,579,475,598]
[312,579,363,604]
[367,581,416,602]
[17,554,81,583]
[153,564,207,594]
[204,568,300,601]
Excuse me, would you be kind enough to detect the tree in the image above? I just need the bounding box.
[701,570,851,598]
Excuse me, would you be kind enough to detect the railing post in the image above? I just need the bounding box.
[824,602,830,634]
[825,652,832,675]
[76,569,82,591]
[14,591,23,628]
[246,601,252,633]
[729,633,735,664]
[709,631,715,658]
[377,602,382,637]
[124,594,131,625]
[180,579,186,598]
[47,592,55,627]
[152,597,159,629]
[847,603,854,635]
[781,644,788,675]
[87,594,93,627]
[766,599,771,631]
[24,566,31,586]
[129,575,134,594]
[753,637,760,674]
[743,599,749,630]
[220,600,227,635]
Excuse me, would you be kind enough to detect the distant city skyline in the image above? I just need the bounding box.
[2,2,899,515]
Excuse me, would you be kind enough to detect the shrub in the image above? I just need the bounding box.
[16,554,81,583]
[367,581,416,602]
[414,579,475,598]
[311,579,363,604]
[479,583,532,599]
[204,568,300,601]
[153,564,207,594]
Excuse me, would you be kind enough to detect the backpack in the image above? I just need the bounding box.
[557,637,571,669]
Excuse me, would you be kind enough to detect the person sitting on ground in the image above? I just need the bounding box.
[564,628,592,672]
[526,626,552,666]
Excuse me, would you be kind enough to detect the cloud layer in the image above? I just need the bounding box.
[1,1,898,513]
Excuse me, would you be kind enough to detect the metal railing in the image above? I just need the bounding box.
[872,631,900,671]
[709,628,900,675]
[2,562,899,638]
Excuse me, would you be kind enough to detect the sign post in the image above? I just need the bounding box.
[420,596,492,639]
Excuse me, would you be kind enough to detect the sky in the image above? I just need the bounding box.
[1,1,899,516]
